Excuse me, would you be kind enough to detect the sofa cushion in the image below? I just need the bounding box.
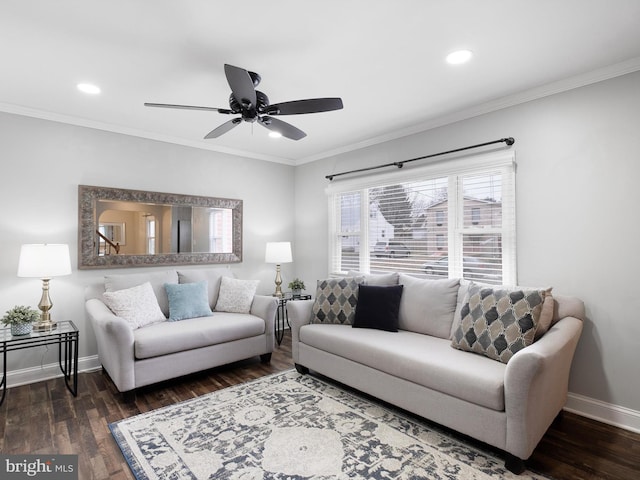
[300,324,506,411]
[165,281,213,321]
[105,270,178,317]
[133,313,265,359]
[177,268,234,309]
[397,274,460,338]
[215,277,259,313]
[310,276,364,325]
[352,284,403,332]
[451,283,547,363]
[348,271,399,286]
[102,281,166,329]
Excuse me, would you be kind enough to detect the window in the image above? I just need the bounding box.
[328,151,516,284]
[208,208,232,252]
[471,207,481,225]
[146,217,156,254]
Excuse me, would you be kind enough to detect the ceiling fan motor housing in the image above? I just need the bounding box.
[229,91,269,122]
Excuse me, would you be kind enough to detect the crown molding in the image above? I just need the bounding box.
[297,56,640,165]
[0,103,297,166]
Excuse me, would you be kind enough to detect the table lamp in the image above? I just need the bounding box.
[265,242,292,298]
[17,243,72,331]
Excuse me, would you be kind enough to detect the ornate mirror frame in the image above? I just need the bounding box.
[78,185,242,269]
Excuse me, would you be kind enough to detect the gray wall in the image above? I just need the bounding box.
[0,112,295,371]
[294,71,640,417]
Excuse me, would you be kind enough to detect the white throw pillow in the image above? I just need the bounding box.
[215,277,259,313]
[104,270,178,318]
[102,281,166,329]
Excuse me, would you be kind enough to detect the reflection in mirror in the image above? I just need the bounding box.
[97,221,125,255]
[79,185,242,269]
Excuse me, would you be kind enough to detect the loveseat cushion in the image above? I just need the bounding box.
[165,281,213,321]
[300,323,506,411]
[105,270,178,318]
[102,281,166,329]
[397,274,460,338]
[215,277,259,313]
[133,313,265,359]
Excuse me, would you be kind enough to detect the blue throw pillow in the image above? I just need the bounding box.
[352,284,404,332]
[165,281,213,321]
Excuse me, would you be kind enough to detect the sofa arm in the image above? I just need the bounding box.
[286,299,314,362]
[85,298,137,392]
[504,315,583,459]
[251,295,278,352]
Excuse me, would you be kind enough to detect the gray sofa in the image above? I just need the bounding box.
[85,268,277,396]
[288,273,584,473]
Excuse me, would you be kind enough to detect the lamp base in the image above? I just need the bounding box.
[33,320,57,332]
[274,263,283,298]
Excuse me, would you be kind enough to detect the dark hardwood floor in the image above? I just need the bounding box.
[1,332,638,479]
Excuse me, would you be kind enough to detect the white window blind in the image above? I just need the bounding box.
[328,151,516,284]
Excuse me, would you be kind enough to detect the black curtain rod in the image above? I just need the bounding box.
[326,137,515,181]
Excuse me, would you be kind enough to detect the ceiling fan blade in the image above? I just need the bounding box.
[144,102,233,114]
[259,116,307,141]
[204,118,242,139]
[224,64,257,108]
[267,97,343,115]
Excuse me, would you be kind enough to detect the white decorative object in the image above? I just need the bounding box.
[102,282,166,329]
[215,277,259,313]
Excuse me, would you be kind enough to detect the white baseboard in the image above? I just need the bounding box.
[565,392,640,434]
[5,355,102,389]
[6,356,640,435]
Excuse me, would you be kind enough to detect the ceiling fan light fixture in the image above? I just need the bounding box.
[269,131,282,139]
[446,49,473,65]
[77,83,101,95]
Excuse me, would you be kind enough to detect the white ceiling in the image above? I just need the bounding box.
[2,0,640,165]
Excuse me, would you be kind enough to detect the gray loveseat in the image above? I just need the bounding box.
[85,268,277,397]
[288,273,584,474]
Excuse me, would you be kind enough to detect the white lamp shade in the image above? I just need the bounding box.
[265,242,292,264]
[17,244,72,278]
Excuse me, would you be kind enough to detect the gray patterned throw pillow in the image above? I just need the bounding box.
[451,282,547,363]
[310,277,364,325]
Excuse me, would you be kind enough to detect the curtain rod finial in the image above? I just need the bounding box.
[504,137,515,146]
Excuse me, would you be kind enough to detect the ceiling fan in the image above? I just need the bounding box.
[145,64,343,141]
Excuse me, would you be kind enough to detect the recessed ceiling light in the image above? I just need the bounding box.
[446,49,473,65]
[268,131,282,139]
[77,83,101,95]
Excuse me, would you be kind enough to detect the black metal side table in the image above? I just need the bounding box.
[1,320,79,406]
[274,293,312,345]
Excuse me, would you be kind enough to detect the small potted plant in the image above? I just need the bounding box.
[1,305,40,336]
[288,278,306,298]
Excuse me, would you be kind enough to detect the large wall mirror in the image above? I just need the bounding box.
[78,185,242,269]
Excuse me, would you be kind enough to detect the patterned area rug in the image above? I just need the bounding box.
[110,370,551,479]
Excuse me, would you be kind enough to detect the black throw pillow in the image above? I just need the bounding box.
[352,284,404,332]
